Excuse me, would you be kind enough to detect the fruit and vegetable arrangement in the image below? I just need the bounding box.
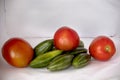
[1,26,116,71]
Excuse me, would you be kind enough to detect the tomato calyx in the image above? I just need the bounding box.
[105,45,111,53]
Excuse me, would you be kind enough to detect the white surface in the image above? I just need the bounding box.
[0,37,120,80]
[0,0,120,80]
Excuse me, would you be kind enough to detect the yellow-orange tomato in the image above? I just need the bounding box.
[54,26,80,51]
[2,38,34,67]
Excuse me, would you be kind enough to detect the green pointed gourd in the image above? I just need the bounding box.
[47,54,74,71]
[72,53,91,68]
[78,40,84,48]
[34,39,53,56]
[70,47,87,55]
[29,50,63,68]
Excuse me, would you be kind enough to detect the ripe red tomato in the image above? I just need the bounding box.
[2,38,34,67]
[54,26,80,51]
[89,36,116,61]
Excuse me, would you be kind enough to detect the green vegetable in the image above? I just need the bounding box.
[29,50,63,68]
[47,54,74,71]
[34,39,53,56]
[70,47,87,55]
[72,53,91,68]
[78,40,84,47]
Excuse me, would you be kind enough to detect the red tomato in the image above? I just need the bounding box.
[2,38,34,67]
[89,36,116,61]
[54,26,80,51]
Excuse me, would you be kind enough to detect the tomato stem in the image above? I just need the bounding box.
[105,45,111,52]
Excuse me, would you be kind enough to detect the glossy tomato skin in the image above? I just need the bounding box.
[2,38,34,67]
[54,26,80,51]
[89,36,116,61]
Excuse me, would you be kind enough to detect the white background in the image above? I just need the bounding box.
[1,0,120,38]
